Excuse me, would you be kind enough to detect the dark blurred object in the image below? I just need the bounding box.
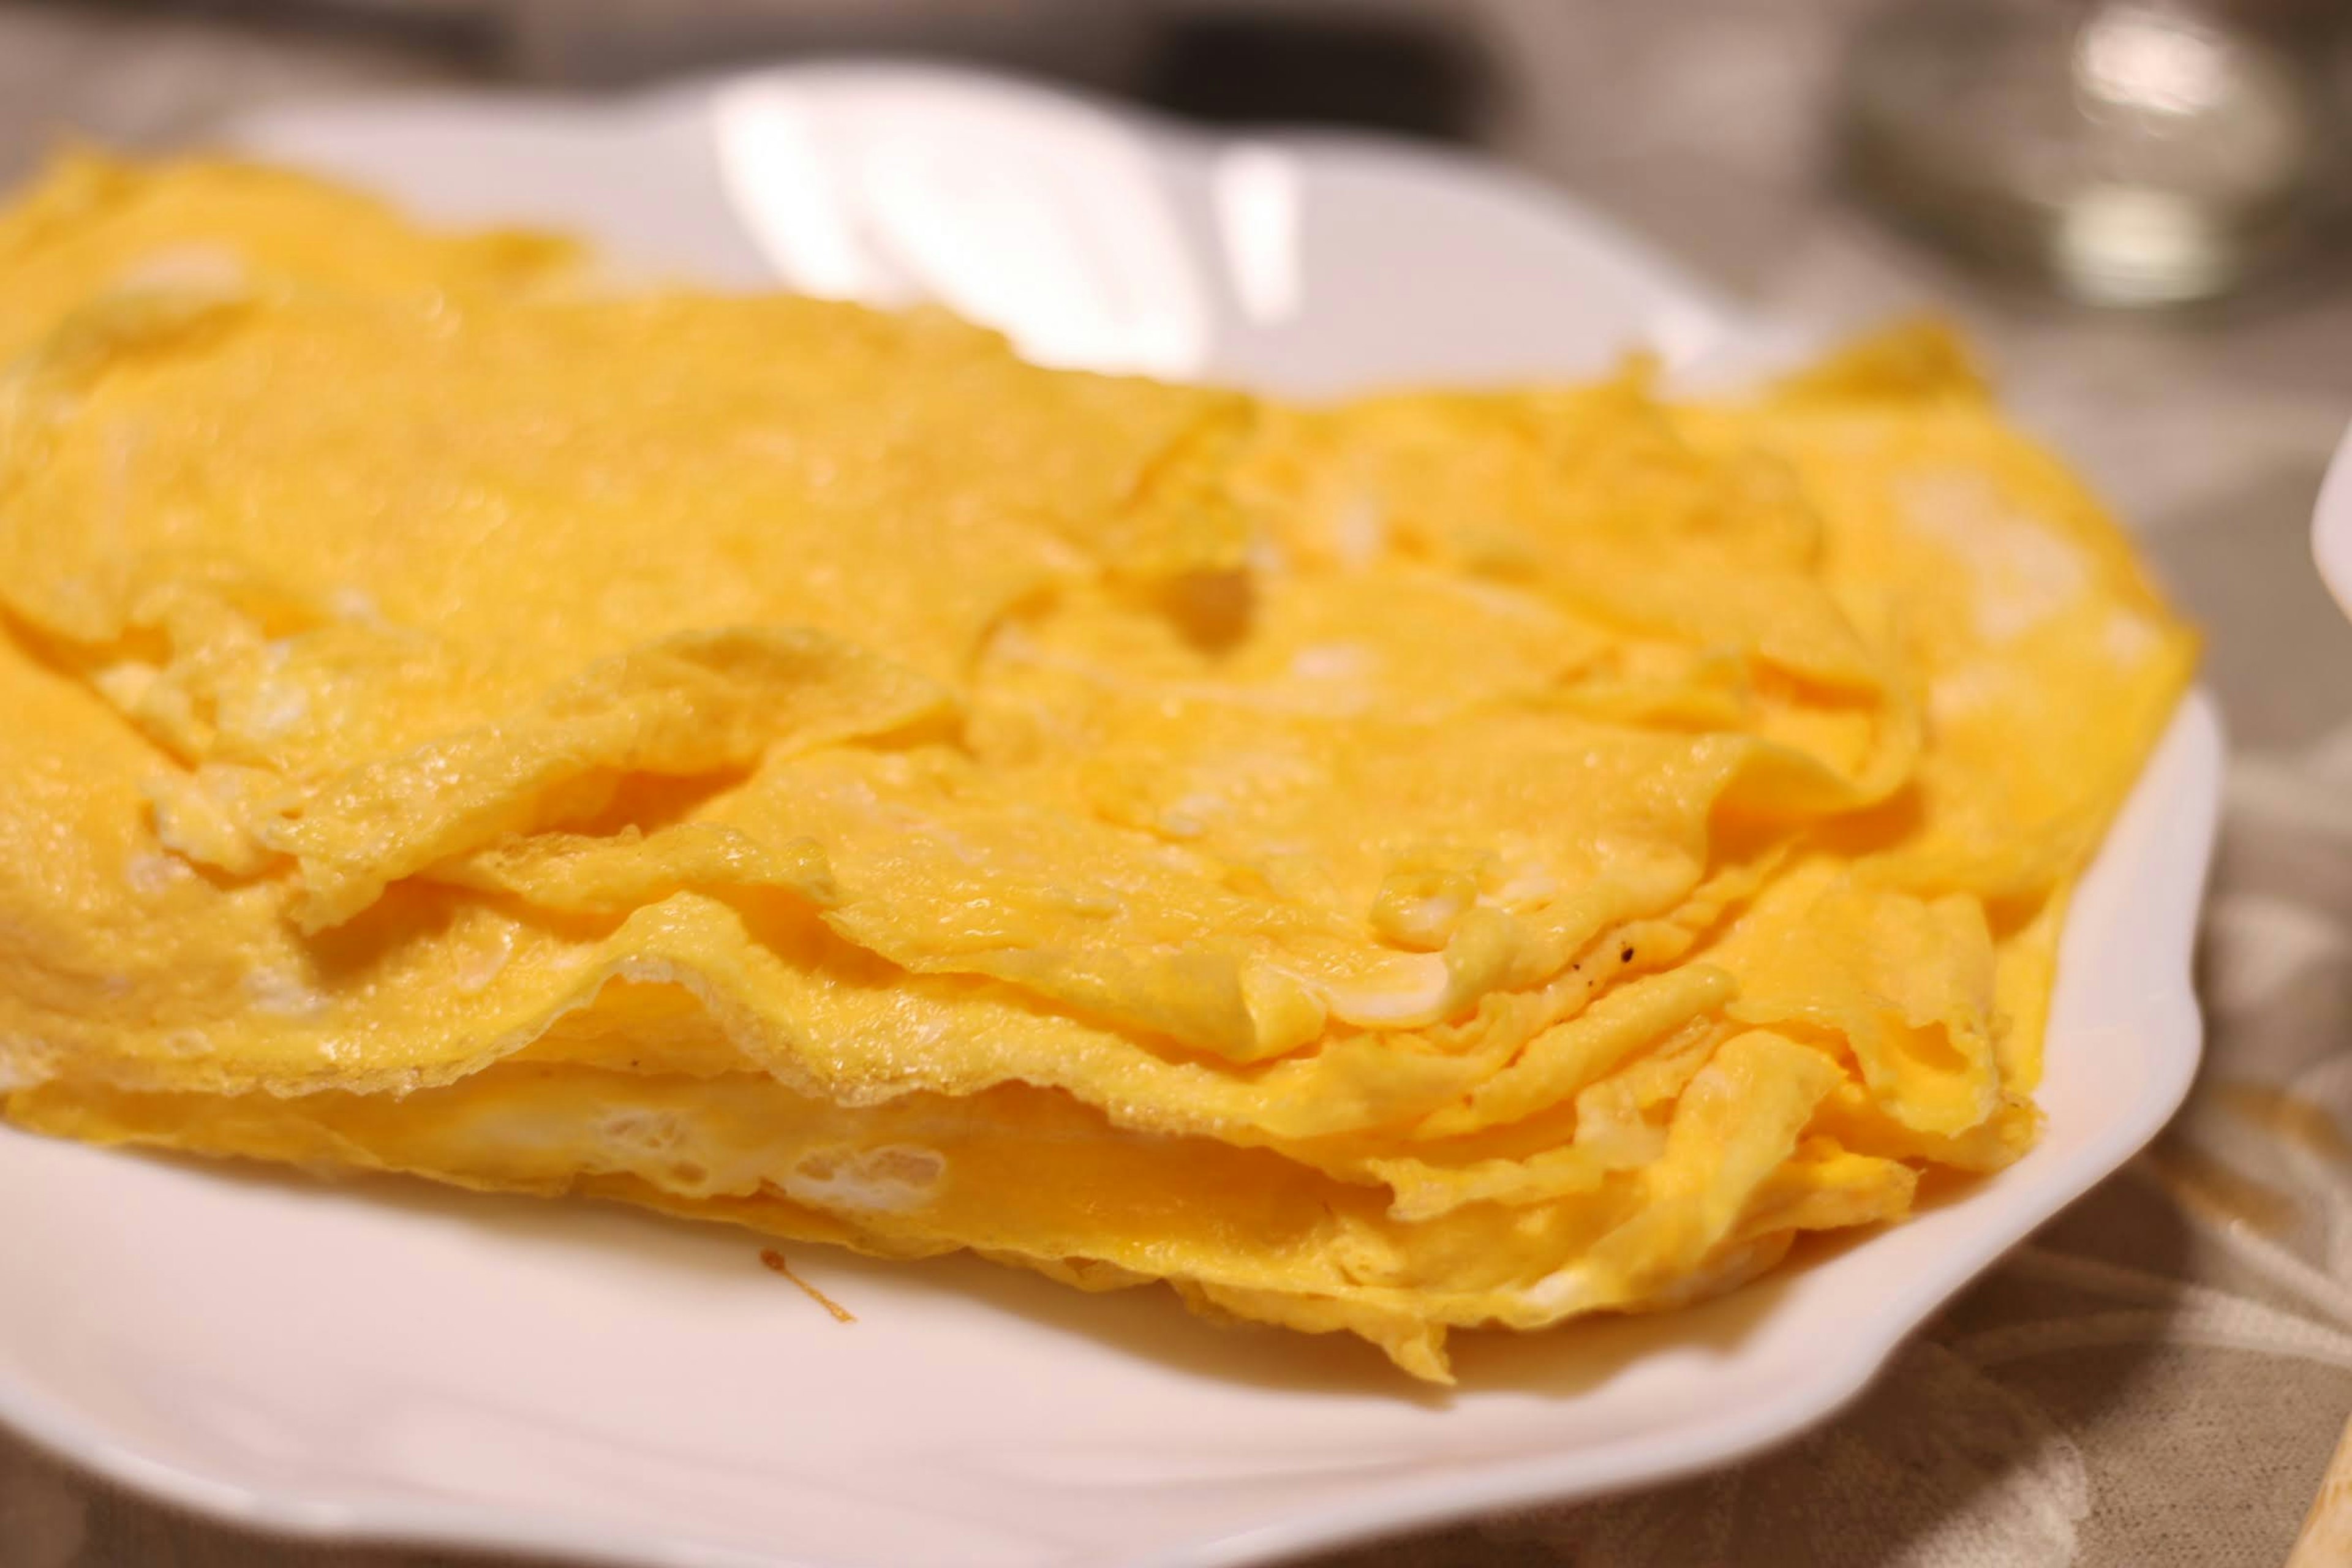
[148,1,1502,141]
[1839,0,2351,309]
[1139,9,1492,140]
[505,0,1155,90]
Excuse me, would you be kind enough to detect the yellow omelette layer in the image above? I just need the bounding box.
[0,154,2195,1381]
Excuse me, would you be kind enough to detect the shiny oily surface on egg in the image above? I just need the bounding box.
[0,154,2195,1381]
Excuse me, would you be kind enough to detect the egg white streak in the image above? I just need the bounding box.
[454,926,516,996]
[777,1144,947,1215]
[124,852,191,894]
[0,1035,58,1091]
[1297,951,1455,1027]
[243,966,327,1019]
[1900,470,2090,643]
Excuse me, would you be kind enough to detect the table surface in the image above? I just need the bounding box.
[2,2,2350,1565]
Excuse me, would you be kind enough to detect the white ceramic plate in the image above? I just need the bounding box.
[0,63,2220,1568]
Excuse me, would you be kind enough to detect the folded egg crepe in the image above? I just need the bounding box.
[0,154,2194,1381]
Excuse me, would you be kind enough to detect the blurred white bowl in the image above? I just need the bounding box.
[2313,423,2352,617]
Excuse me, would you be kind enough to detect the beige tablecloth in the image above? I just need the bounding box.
[2,2,2350,1564]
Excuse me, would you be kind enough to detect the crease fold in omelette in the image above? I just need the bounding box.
[0,153,2195,1382]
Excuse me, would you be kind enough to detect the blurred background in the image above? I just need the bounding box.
[9,0,2351,315]
[6,3,2352,1566]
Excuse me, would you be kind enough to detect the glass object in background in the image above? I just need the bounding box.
[1839,0,2347,307]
